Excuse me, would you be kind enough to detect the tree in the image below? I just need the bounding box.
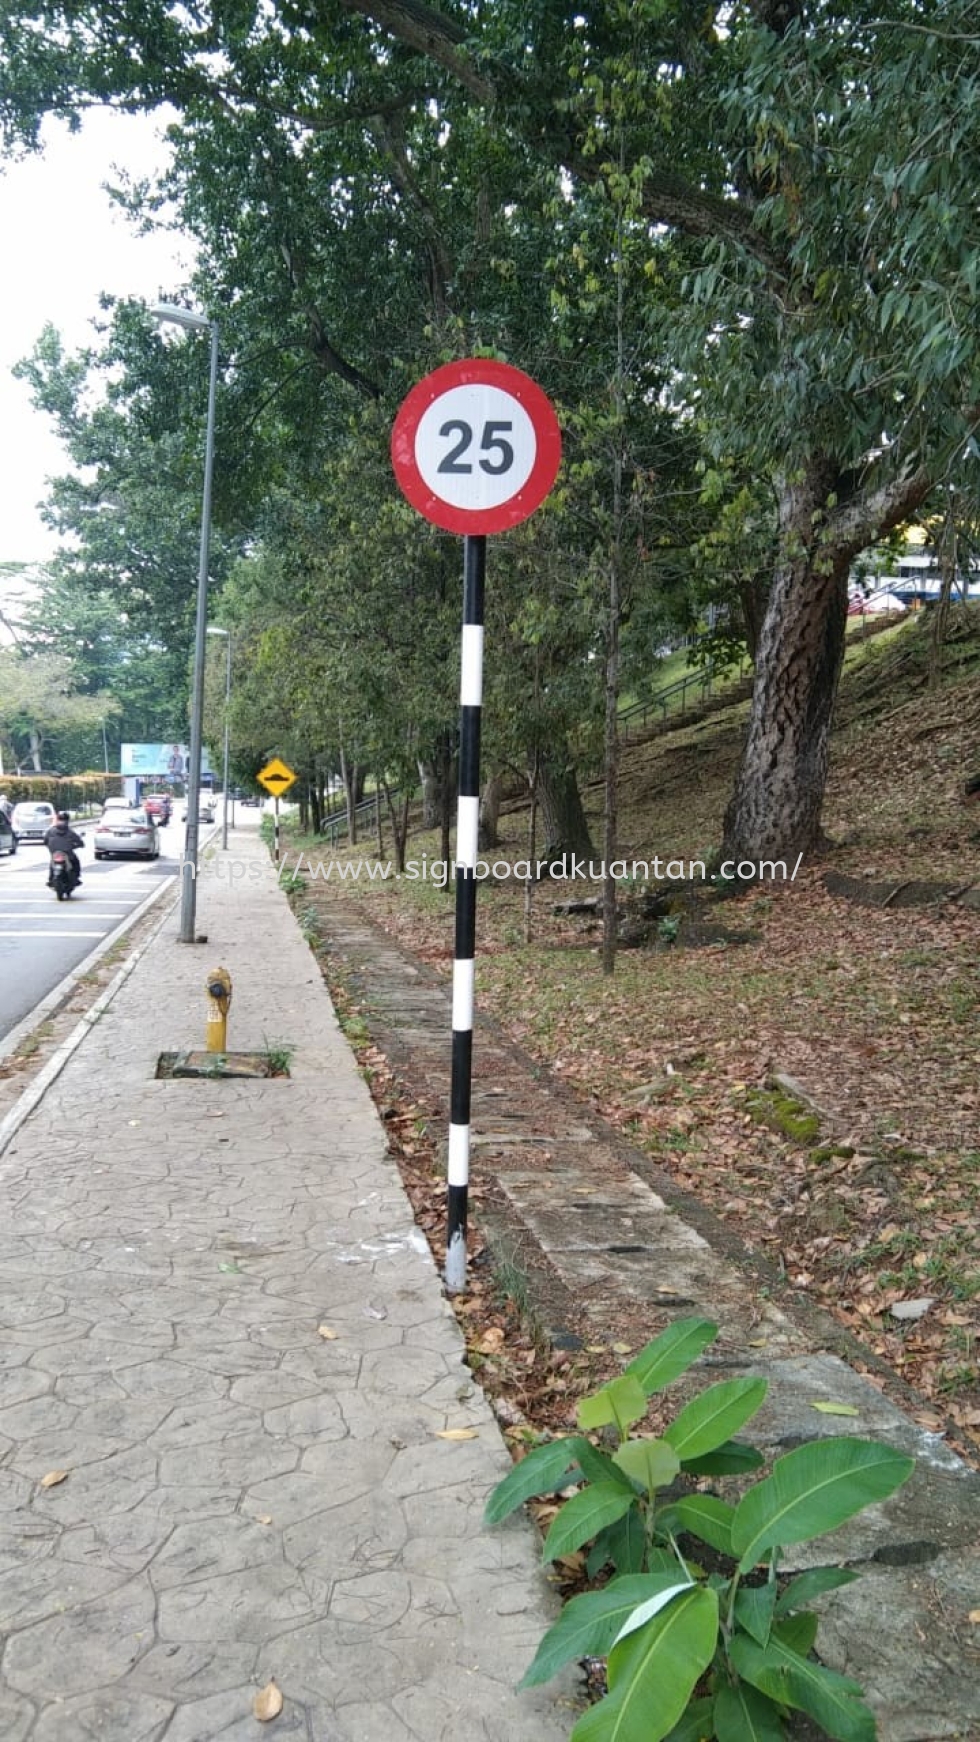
[3,0,978,860]
[0,647,118,771]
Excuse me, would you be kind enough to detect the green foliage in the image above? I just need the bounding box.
[486,1319,914,1740]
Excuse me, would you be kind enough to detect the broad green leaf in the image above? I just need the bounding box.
[682,1439,765,1476]
[613,1580,695,1646]
[777,1612,819,1656]
[625,1319,718,1395]
[663,1494,735,1557]
[598,1512,668,1581]
[732,1437,915,1571]
[730,1628,875,1742]
[571,1586,718,1742]
[664,1378,768,1461]
[714,1680,786,1741]
[520,1572,691,1688]
[613,1437,680,1492]
[579,1374,649,1436]
[663,1698,716,1742]
[578,1439,637,1490]
[543,1481,636,1563]
[484,1436,587,1525]
[774,1566,860,1615]
[734,1580,777,1646]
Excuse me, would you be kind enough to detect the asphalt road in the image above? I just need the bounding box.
[0,823,179,1044]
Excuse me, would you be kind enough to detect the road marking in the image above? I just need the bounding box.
[0,930,107,938]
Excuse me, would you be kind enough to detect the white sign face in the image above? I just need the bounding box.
[413,383,537,512]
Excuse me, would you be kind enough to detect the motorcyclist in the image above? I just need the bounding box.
[44,810,84,888]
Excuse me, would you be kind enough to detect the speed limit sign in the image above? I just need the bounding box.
[391,359,561,535]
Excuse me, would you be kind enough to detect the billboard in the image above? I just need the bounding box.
[120,743,213,779]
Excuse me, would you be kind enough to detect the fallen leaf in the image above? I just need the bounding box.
[969,1610,980,1625]
[40,1470,69,1489]
[436,1428,478,1440]
[472,1327,505,1355]
[316,1325,338,1340]
[218,1262,242,1274]
[255,1514,273,1525]
[612,1343,632,1355]
[254,1680,284,1721]
[811,1402,860,1416]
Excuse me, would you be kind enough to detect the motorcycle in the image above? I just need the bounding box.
[50,850,80,901]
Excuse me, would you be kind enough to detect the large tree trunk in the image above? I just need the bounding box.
[536,750,596,864]
[725,456,936,866]
[723,465,850,865]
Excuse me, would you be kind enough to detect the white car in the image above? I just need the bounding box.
[10,801,56,841]
[93,806,160,860]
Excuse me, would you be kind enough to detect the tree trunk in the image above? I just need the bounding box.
[736,574,768,663]
[418,732,456,833]
[383,777,410,872]
[478,769,504,850]
[723,466,850,866]
[536,750,596,865]
[928,496,956,690]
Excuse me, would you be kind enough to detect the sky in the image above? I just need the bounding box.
[0,108,194,569]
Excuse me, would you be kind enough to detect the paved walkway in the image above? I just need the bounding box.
[0,824,575,1741]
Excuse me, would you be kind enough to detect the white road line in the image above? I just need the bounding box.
[0,930,107,938]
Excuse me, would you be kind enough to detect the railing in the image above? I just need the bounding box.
[321,787,415,847]
[619,657,751,739]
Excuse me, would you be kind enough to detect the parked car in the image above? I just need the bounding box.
[10,801,56,842]
[142,792,173,826]
[93,807,160,860]
[0,808,16,856]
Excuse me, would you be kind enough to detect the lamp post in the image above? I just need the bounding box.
[151,303,219,943]
[206,626,232,849]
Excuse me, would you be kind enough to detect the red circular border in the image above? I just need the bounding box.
[391,359,562,534]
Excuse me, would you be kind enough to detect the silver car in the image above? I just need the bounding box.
[93,806,160,860]
[10,800,56,842]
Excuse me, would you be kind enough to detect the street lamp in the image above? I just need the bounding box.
[206,625,231,849]
[151,303,219,943]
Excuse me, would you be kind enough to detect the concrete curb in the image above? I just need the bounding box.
[0,873,180,1159]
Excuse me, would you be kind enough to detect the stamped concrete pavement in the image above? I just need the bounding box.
[0,825,577,1741]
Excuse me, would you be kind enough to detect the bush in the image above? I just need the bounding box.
[486,1318,913,1741]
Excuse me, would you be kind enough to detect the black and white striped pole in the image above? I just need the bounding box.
[447,534,485,1291]
[392,360,561,1293]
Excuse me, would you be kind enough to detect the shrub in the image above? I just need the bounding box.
[486,1318,913,1741]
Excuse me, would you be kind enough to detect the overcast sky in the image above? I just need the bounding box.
[0,109,194,567]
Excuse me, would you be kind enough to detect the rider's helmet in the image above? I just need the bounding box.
[57,810,70,822]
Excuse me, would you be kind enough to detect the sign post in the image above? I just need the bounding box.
[392,359,561,1292]
[257,757,298,865]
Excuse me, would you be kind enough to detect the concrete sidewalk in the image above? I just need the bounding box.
[0,825,575,1741]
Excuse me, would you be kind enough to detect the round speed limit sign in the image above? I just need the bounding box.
[391,359,561,535]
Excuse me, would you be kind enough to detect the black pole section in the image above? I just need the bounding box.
[446,533,486,1292]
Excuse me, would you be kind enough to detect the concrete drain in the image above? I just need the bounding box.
[156,1051,289,1080]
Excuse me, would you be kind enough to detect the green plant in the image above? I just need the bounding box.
[486,1318,913,1741]
[657,915,681,946]
[262,1038,294,1075]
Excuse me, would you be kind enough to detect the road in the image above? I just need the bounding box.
[0,821,180,1044]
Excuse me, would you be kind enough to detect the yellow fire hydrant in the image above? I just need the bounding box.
[205,966,233,1053]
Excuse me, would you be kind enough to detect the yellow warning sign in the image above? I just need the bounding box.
[257,757,298,796]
